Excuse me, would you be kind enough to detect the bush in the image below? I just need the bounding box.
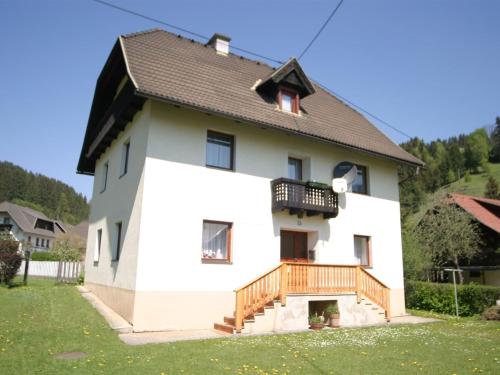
[30,251,61,261]
[482,306,500,320]
[0,234,23,285]
[405,280,500,316]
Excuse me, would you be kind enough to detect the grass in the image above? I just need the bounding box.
[407,162,500,227]
[1,279,499,374]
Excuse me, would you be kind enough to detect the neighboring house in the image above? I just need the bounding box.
[77,29,424,333]
[0,201,66,251]
[444,193,500,286]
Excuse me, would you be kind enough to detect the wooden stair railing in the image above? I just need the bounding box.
[229,263,391,333]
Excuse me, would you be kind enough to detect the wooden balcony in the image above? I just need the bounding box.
[271,178,338,219]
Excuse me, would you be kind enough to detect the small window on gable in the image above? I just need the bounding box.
[120,140,130,177]
[279,88,299,114]
[101,162,108,193]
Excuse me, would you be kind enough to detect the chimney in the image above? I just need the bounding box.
[207,33,231,56]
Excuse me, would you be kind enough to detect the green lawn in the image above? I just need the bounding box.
[1,279,499,374]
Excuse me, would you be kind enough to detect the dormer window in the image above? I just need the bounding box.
[279,88,299,114]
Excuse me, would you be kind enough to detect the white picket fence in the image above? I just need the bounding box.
[17,260,84,282]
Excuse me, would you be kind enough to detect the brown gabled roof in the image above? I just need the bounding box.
[78,29,423,174]
[0,201,65,238]
[449,193,500,233]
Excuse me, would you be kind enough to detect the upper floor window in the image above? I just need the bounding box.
[288,157,302,181]
[101,162,108,193]
[202,220,232,263]
[279,88,299,114]
[120,140,130,177]
[354,235,371,267]
[3,217,10,225]
[206,130,234,170]
[334,162,368,195]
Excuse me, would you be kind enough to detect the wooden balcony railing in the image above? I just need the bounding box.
[234,263,390,332]
[271,178,338,219]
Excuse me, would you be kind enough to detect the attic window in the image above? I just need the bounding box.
[279,88,299,114]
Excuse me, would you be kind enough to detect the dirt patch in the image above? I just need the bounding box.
[54,351,87,360]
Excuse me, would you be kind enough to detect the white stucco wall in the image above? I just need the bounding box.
[84,101,151,292]
[133,101,405,295]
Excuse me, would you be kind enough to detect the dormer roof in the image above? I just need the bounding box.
[256,58,315,99]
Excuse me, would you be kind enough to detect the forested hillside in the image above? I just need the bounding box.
[399,116,500,223]
[0,161,89,225]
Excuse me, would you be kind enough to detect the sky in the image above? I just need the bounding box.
[1,0,499,199]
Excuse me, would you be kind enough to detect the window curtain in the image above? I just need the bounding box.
[202,222,228,259]
[354,236,368,265]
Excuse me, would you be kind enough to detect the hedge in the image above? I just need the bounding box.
[30,252,61,261]
[405,280,500,316]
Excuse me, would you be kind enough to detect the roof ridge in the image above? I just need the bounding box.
[121,28,163,39]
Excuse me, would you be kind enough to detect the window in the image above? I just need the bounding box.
[279,88,299,114]
[288,157,303,181]
[202,220,232,263]
[36,238,39,247]
[120,140,130,177]
[4,217,10,224]
[334,162,368,194]
[41,239,45,247]
[114,222,122,261]
[94,229,102,263]
[354,235,371,267]
[101,162,108,193]
[28,236,31,243]
[46,239,50,248]
[206,131,234,170]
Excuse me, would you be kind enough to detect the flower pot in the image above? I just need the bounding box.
[329,313,340,328]
[309,322,325,330]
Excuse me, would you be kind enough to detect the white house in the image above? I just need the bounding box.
[77,29,424,333]
[0,201,66,251]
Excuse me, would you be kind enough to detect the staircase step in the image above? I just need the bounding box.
[214,323,235,334]
[264,301,275,309]
[224,316,235,325]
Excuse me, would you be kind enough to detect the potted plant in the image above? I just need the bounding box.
[308,313,325,330]
[325,303,340,328]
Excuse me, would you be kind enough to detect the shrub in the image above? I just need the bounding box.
[30,251,61,261]
[405,280,500,316]
[0,234,23,285]
[482,306,500,321]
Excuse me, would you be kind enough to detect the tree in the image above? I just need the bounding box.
[415,201,482,283]
[402,229,433,281]
[484,176,500,199]
[464,128,490,172]
[52,233,85,261]
[490,117,500,162]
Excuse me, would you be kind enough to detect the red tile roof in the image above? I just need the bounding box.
[449,193,500,233]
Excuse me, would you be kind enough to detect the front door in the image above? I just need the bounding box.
[280,230,308,262]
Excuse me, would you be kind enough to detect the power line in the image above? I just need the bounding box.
[313,80,414,140]
[90,0,284,64]
[89,0,414,140]
[298,0,345,60]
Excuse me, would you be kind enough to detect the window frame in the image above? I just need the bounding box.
[287,157,303,181]
[94,229,102,264]
[353,235,372,268]
[205,130,235,171]
[201,220,233,264]
[113,222,122,262]
[100,161,109,193]
[120,140,130,178]
[353,165,368,195]
[278,87,299,114]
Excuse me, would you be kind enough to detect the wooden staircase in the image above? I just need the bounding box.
[214,263,391,334]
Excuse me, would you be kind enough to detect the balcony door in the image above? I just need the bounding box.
[280,230,308,263]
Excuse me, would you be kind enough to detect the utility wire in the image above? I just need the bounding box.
[90,0,284,64]
[298,0,345,60]
[89,0,413,140]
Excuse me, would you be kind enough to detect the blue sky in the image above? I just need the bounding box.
[1,0,499,198]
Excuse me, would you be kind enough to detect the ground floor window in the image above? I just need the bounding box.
[202,220,232,263]
[354,235,371,267]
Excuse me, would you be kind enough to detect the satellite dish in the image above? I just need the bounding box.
[332,162,358,194]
